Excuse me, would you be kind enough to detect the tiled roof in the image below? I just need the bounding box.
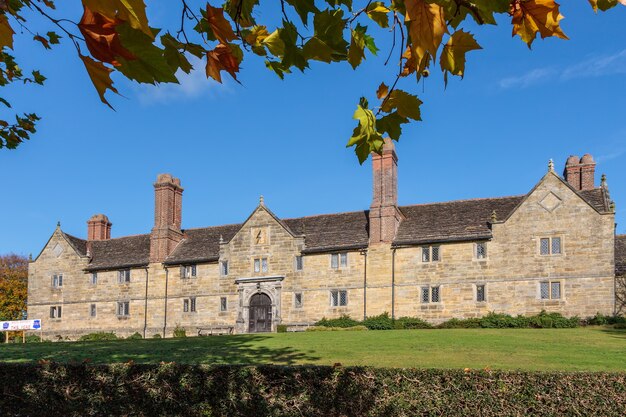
[86,234,150,271]
[616,235,626,276]
[68,186,613,269]
[62,232,87,256]
[394,196,524,245]
[164,224,241,265]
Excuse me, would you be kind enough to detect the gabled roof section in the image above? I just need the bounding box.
[164,224,241,265]
[85,234,150,271]
[62,232,87,256]
[394,196,524,246]
[616,235,626,276]
[284,211,370,254]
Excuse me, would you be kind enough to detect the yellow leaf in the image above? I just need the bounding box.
[404,0,448,63]
[206,4,237,44]
[440,30,482,84]
[511,0,569,48]
[0,14,15,50]
[81,0,152,38]
[245,25,269,47]
[262,30,285,57]
[79,54,119,109]
[376,82,388,100]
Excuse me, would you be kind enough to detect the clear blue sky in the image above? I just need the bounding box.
[1,1,625,256]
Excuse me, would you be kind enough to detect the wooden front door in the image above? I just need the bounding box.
[248,293,272,333]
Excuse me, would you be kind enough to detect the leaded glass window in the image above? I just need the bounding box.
[340,253,348,267]
[431,246,440,262]
[551,237,561,255]
[551,282,561,299]
[476,243,487,259]
[422,247,430,263]
[540,282,550,299]
[476,284,486,302]
[540,238,550,255]
[431,286,440,302]
[421,287,430,303]
[331,254,339,269]
[220,297,227,312]
[294,292,303,308]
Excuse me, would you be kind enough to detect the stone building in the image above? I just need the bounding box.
[27,142,622,338]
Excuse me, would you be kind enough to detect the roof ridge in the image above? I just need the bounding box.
[62,231,87,242]
[99,233,149,241]
[399,194,525,209]
[182,222,243,231]
[283,210,367,221]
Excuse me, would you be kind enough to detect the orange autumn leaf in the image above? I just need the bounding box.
[78,6,135,66]
[404,0,447,63]
[206,4,237,44]
[79,54,119,109]
[205,43,240,83]
[376,82,388,99]
[511,0,569,48]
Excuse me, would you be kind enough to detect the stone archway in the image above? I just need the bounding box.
[248,292,272,333]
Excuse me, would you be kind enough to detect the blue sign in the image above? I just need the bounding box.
[2,322,8,330]
[33,320,41,329]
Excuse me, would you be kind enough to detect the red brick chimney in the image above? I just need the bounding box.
[150,174,184,263]
[87,214,111,240]
[580,154,596,191]
[370,138,403,244]
[564,154,596,191]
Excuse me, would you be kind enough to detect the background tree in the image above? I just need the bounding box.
[0,253,28,342]
[0,0,624,161]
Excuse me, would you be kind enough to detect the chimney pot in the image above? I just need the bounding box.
[87,214,112,241]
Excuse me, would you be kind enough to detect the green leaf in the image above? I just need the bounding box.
[47,31,61,45]
[348,24,376,69]
[265,60,291,79]
[116,24,178,84]
[346,99,384,164]
[366,2,390,28]
[32,70,46,85]
[285,0,319,25]
[381,89,422,121]
[279,20,308,71]
[224,0,260,27]
[161,33,194,74]
[312,9,349,57]
[325,0,353,10]
[377,112,408,140]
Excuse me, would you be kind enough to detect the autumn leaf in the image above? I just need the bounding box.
[377,111,408,140]
[79,54,119,109]
[81,0,153,38]
[511,0,569,48]
[0,14,14,50]
[33,35,51,49]
[206,43,241,83]
[440,30,482,86]
[78,6,135,66]
[376,82,388,99]
[366,2,390,28]
[347,98,384,164]
[224,0,260,27]
[244,25,270,55]
[404,0,448,64]
[348,24,377,69]
[205,4,237,44]
[381,89,422,121]
[285,0,318,25]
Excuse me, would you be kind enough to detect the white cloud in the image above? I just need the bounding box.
[134,56,230,105]
[498,49,626,89]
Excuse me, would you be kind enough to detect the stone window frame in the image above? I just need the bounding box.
[420,286,442,304]
[330,252,348,269]
[116,301,130,318]
[294,292,303,308]
[475,242,488,260]
[220,296,227,312]
[118,269,131,284]
[295,255,304,271]
[475,283,487,302]
[183,297,197,313]
[181,264,197,279]
[538,236,563,257]
[89,272,98,285]
[539,280,563,300]
[89,303,97,318]
[253,257,269,274]
[421,246,441,263]
[49,305,62,319]
[51,273,63,288]
[220,260,229,276]
[330,289,348,307]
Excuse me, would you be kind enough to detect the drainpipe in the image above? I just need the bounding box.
[361,249,368,320]
[391,248,396,320]
[143,267,149,338]
[163,266,169,338]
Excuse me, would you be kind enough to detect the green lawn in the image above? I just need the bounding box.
[1,327,625,371]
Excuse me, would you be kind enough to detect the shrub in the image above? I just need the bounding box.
[276,325,288,333]
[152,334,162,339]
[306,325,368,332]
[78,332,118,342]
[315,315,360,328]
[586,313,626,326]
[362,313,394,330]
[173,325,186,338]
[25,335,43,343]
[394,317,433,329]
[438,318,481,329]
[126,332,143,340]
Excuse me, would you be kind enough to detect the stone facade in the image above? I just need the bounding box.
[27,149,620,339]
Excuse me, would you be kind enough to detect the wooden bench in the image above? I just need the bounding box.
[197,326,234,336]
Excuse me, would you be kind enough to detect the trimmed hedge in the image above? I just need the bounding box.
[0,363,624,416]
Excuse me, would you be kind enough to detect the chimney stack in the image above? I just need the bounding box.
[564,154,596,191]
[87,214,111,241]
[150,174,184,263]
[370,138,403,244]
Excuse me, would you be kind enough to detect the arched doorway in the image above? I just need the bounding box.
[248,293,272,333]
